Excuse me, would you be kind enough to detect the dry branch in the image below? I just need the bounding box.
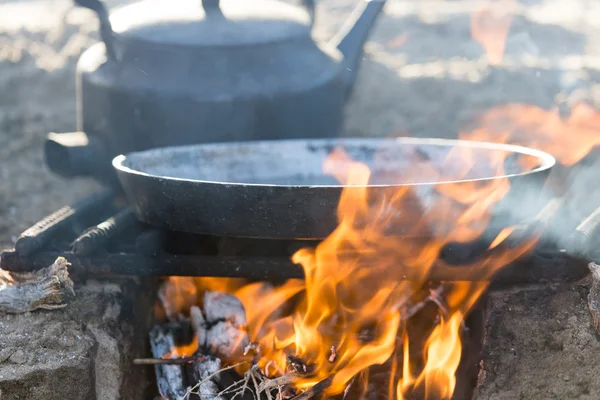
[0,256,74,313]
[187,361,250,400]
[134,356,209,365]
[290,376,333,400]
[192,355,227,400]
[258,374,297,392]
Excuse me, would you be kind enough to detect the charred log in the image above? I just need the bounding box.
[191,355,227,400]
[190,305,207,348]
[0,257,74,314]
[202,291,250,359]
[149,324,189,400]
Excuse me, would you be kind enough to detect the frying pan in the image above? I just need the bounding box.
[112,137,556,239]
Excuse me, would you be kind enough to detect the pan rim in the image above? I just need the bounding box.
[112,137,556,188]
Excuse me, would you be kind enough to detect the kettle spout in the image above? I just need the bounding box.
[330,0,387,97]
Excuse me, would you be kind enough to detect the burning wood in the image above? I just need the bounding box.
[149,324,189,400]
[202,291,250,360]
[190,305,207,349]
[207,321,249,360]
[328,346,336,363]
[290,376,332,400]
[203,291,247,327]
[243,342,260,356]
[191,355,227,400]
[148,282,341,400]
[258,373,297,392]
[145,109,600,400]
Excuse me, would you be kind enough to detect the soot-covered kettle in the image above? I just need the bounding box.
[46,0,387,183]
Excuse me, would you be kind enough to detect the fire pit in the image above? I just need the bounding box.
[4,0,600,398]
[1,135,595,399]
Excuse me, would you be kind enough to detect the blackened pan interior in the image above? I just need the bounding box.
[114,137,555,187]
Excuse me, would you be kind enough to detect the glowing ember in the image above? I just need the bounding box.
[166,336,199,359]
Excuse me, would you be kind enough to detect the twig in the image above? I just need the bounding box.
[238,368,254,399]
[401,285,446,320]
[250,368,267,400]
[135,354,255,366]
[290,376,333,400]
[229,369,251,400]
[286,356,310,374]
[134,356,209,365]
[244,342,260,356]
[214,373,248,399]
[328,346,337,363]
[428,288,449,317]
[186,361,249,398]
[342,377,356,400]
[258,374,297,392]
[264,360,274,377]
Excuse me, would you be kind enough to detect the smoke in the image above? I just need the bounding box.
[489,149,600,257]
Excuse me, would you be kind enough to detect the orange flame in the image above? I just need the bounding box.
[260,146,534,398]
[156,140,544,398]
[166,336,199,359]
[462,103,600,166]
[470,0,517,65]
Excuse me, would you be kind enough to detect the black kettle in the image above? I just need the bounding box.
[46,0,387,183]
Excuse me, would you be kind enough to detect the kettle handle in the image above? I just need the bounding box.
[75,0,315,57]
[202,0,316,25]
[301,0,316,26]
[74,0,117,61]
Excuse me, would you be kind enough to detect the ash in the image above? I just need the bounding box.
[203,291,247,327]
[207,320,250,360]
[193,355,226,400]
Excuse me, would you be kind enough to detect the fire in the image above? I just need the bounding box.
[150,1,600,394]
[470,0,517,65]
[156,138,542,399]
[166,336,198,359]
[462,103,600,166]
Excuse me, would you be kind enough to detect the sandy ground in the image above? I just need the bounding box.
[477,282,600,400]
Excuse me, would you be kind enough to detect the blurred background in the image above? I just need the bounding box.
[1,0,599,248]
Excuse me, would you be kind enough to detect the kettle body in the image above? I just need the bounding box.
[45,0,387,183]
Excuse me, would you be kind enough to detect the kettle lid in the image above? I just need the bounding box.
[110,0,312,47]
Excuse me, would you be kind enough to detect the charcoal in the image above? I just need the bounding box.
[206,321,249,360]
[203,291,247,327]
[149,325,189,400]
[190,305,207,348]
[192,355,226,400]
